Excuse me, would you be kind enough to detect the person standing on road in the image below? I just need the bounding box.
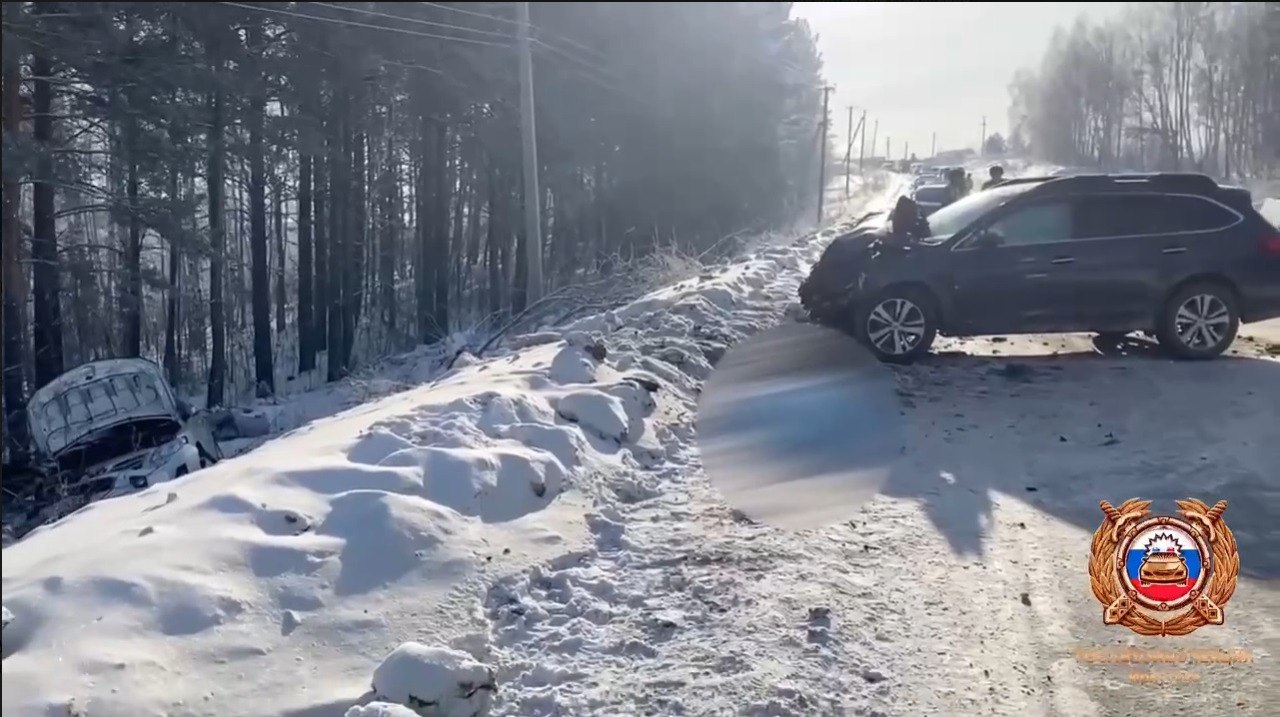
[890,195,928,241]
[983,165,1006,190]
[945,168,969,204]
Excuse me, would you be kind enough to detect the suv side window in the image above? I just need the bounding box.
[1162,195,1239,232]
[1075,193,1239,238]
[1075,194,1166,238]
[983,201,1074,247]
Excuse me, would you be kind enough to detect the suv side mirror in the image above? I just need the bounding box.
[176,399,194,421]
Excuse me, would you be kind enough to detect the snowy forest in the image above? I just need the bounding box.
[0,1,826,437]
[1008,1,1280,179]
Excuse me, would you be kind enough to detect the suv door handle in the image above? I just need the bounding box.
[1162,246,1187,254]
[1050,256,1075,265]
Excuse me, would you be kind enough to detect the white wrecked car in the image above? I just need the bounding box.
[22,358,223,523]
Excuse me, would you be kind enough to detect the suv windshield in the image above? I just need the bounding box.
[920,181,1042,244]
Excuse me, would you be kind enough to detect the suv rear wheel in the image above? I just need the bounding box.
[1155,282,1239,360]
[856,287,938,364]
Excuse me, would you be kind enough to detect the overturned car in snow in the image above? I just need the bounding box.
[4,358,223,537]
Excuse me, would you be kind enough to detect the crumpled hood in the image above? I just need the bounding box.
[800,226,886,309]
[26,359,181,456]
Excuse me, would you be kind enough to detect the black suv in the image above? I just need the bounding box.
[800,173,1280,363]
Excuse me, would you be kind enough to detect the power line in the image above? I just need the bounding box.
[217,2,513,49]
[531,37,622,87]
[418,1,521,27]
[306,2,510,40]
[417,1,609,64]
[218,1,633,108]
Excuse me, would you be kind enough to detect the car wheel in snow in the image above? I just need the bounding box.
[856,288,937,364]
[1155,282,1239,360]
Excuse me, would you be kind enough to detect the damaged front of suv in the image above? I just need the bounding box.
[16,358,222,534]
[799,181,1045,360]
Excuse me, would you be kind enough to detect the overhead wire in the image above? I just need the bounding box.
[405,2,632,100]
[216,1,513,49]
[215,1,636,107]
[302,1,624,91]
[416,1,611,65]
[305,2,511,40]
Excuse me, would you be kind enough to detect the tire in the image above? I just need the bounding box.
[855,287,938,364]
[1154,281,1239,360]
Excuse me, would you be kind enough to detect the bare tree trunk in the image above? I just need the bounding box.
[414,112,432,342]
[247,23,274,396]
[433,121,451,339]
[326,94,346,381]
[274,178,285,335]
[344,129,366,366]
[313,129,329,365]
[163,124,182,385]
[2,50,27,440]
[298,151,314,373]
[31,40,64,386]
[206,61,227,407]
[122,130,142,357]
[486,165,503,317]
[378,118,397,333]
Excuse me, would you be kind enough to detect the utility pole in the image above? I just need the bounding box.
[930,131,936,158]
[885,136,890,162]
[858,110,867,171]
[903,141,909,160]
[816,84,832,224]
[844,106,853,197]
[869,118,879,164]
[517,1,543,304]
[979,115,987,157]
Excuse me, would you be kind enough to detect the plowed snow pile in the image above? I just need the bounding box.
[1,179,879,716]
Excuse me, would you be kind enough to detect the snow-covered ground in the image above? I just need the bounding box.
[4,172,1279,717]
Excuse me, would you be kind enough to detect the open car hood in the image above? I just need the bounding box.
[26,359,182,457]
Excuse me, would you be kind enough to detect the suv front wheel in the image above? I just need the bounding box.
[856,287,938,364]
[1155,282,1239,360]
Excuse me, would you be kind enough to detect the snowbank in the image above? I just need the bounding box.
[369,642,495,716]
[0,339,657,716]
[1260,197,1280,228]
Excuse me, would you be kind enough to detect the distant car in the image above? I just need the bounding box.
[909,174,939,190]
[881,161,896,171]
[910,184,952,216]
[13,358,223,533]
[800,173,1280,363]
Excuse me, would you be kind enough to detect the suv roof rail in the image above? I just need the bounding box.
[1036,172,1220,195]
[992,176,1056,187]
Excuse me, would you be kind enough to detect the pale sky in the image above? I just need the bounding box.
[792,1,1129,159]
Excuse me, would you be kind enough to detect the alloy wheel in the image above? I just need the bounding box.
[866,297,926,355]
[1173,294,1231,350]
